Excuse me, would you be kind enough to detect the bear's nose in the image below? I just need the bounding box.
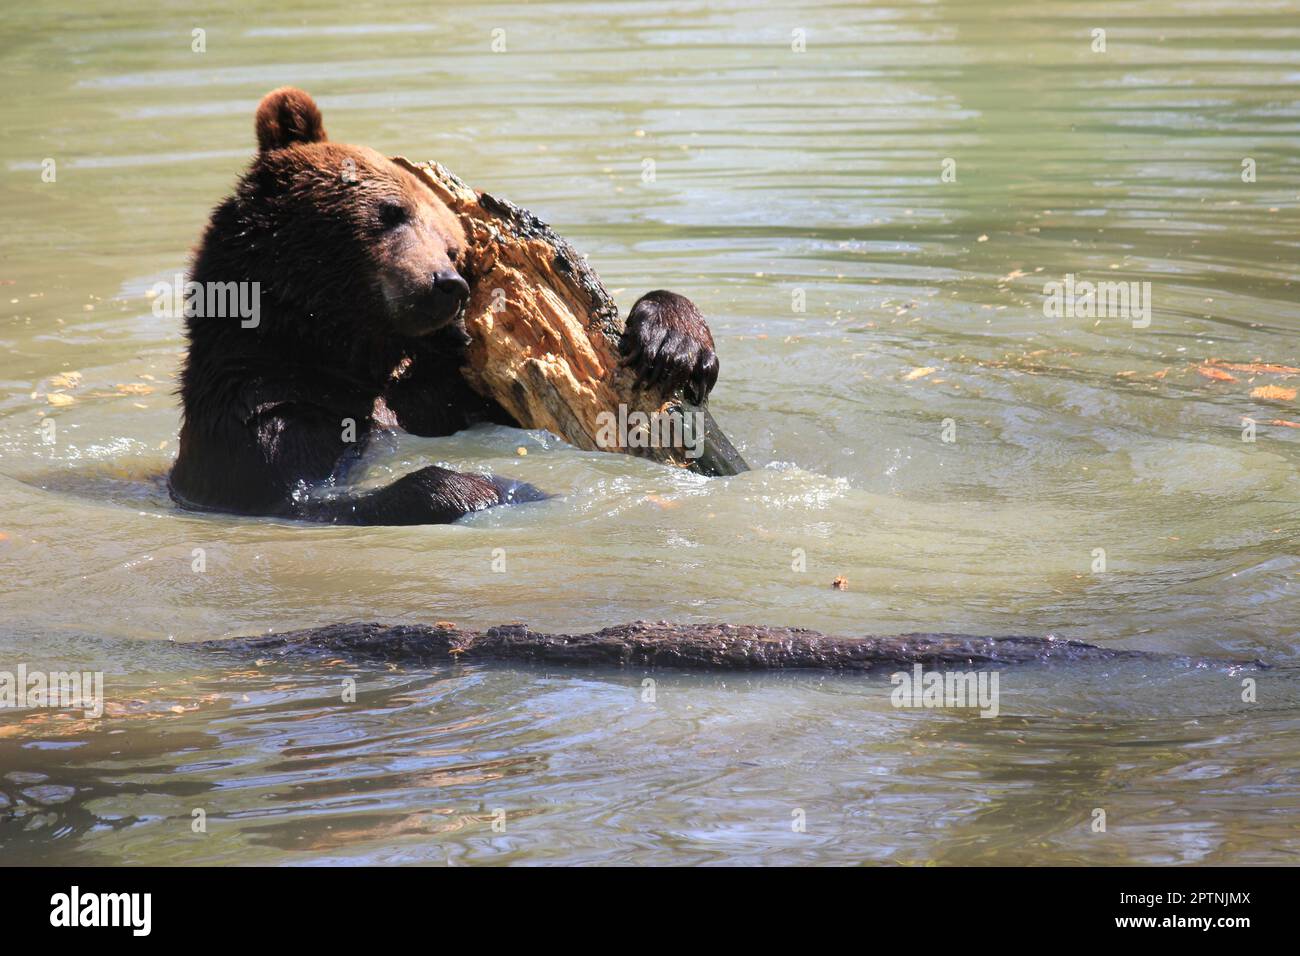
[431,269,470,303]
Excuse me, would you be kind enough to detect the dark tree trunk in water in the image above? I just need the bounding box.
[201,621,1263,672]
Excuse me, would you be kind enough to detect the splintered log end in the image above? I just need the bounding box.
[394,156,747,476]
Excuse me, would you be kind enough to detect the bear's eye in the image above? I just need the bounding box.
[377,201,410,230]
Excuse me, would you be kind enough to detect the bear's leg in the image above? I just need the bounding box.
[179,396,546,525]
[381,368,517,437]
[380,327,520,438]
[293,464,547,526]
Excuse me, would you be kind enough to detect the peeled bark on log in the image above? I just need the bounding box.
[201,621,1264,672]
[394,157,748,477]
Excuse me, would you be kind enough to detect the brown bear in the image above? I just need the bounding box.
[169,87,719,525]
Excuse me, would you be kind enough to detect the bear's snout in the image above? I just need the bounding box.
[382,264,471,337]
[419,267,470,335]
[432,269,470,305]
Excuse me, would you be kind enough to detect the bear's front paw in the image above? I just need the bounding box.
[406,466,549,515]
[487,475,551,505]
[620,290,719,405]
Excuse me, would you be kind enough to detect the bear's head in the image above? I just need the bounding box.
[225,87,470,341]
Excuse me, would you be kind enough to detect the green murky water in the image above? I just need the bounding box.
[1,0,1297,864]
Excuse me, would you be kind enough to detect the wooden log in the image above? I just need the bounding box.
[393,157,748,477]
[200,620,1264,672]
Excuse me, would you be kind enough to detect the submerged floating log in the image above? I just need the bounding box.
[394,157,748,477]
[201,621,1262,672]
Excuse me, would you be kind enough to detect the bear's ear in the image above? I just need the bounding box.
[255,87,327,152]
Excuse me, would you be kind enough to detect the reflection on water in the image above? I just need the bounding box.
[2,644,1292,865]
[1,0,1297,864]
